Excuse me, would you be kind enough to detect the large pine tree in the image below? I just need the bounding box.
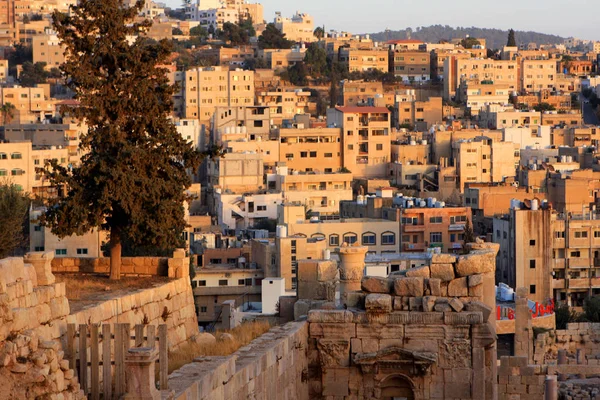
[507,29,517,47]
[44,0,215,280]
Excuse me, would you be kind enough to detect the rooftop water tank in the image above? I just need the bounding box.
[276,225,287,238]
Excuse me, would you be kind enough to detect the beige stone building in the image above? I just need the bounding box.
[520,59,557,93]
[257,47,306,70]
[0,59,8,83]
[320,32,374,60]
[212,106,271,145]
[430,49,471,81]
[443,58,518,100]
[453,137,519,191]
[275,235,327,290]
[207,151,264,194]
[181,67,254,124]
[395,96,443,130]
[460,81,511,115]
[276,127,343,174]
[273,11,314,43]
[340,80,384,107]
[255,88,312,124]
[32,32,66,70]
[338,48,389,73]
[478,107,541,129]
[327,106,391,178]
[1,85,54,123]
[390,50,430,82]
[196,46,254,68]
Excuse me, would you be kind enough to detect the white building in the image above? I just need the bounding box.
[503,125,552,149]
[214,190,283,230]
[273,12,314,43]
[175,119,204,150]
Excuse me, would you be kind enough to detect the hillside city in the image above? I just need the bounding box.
[1,0,600,399]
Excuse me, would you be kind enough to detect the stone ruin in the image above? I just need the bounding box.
[299,242,501,399]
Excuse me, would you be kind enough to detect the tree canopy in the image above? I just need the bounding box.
[20,61,49,87]
[258,23,293,49]
[219,18,255,46]
[45,0,218,279]
[460,37,481,49]
[304,43,327,77]
[0,183,30,259]
[507,29,517,47]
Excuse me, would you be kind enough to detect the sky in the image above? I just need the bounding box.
[162,0,600,41]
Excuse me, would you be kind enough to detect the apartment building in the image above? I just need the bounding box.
[275,234,326,290]
[453,137,519,191]
[0,0,17,45]
[196,46,254,67]
[430,49,470,81]
[1,121,85,160]
[276,127,343,173]
[197,7,239,31]
[391,139,429,165]
[395,96,443,130]
[17,19,50,45]
[207,151,264,194]
[390,50,431,83]
[182,67,254,123]
[0,59,7,83]
[430,128,503,165]
[338,48,389,73]
[540,111,583,128]
[214,190,282,230]
[258,47,306,70]
[514,90,572,111]
[494,205,600,308]
[273,11,314,43]
[502,125,552,149]
[520,59,557,93]
[327,106,391,178]
[478,107,541,129]
[443,58,518,100]
[321,32,374,60]
[212,106,271,145]
[1,85,54,123]
[387,39,423,51]
[279,204,399,255]
[255,88,311,124]
[32,32,66,70]
[560,60,593,76]
[340,80,384,107]
[458,81,510,115]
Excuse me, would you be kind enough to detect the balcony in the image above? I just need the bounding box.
[552,279,566,289]
[403,224,425,233]
[592,278,600,288]
[568,258,592,268]
[448,224,465,232]
[568,278,590,290]
[553,259,566,269]
[403,243,425,251]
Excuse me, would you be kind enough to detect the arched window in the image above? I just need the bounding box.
[362,232,376,245]
[295,233,307,238]
[0,153,6,160]
[10,152,22,160]
[343,232,358,245]
[311,233,325,240]
[11,168,24,176]
[382,232,396,245]
[329,234,339,246]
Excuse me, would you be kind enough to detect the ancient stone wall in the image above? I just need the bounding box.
[497,355,546,400]
[168,321,309,400]
[555,323,600,359]
[52,256,169,277]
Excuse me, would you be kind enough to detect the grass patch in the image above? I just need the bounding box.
[168,320,271,374]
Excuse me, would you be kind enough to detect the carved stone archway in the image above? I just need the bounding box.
[380,374,415,400]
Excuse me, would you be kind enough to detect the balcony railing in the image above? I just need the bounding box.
[403,224,425,233]
[552,279,566,289]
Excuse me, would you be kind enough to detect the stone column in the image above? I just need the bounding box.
[514,287,532,363]
[557,349,567,381]
[576,349,585,378]
[24,251,55,286]
[544,375,558,400]
[337,244,368,307]
[168,248,189,279]
[122,347,161,400]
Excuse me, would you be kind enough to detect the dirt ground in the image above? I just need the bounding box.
[54,273,171,313]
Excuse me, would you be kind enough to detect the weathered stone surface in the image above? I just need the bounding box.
[345,292,366,309]
[409,297,423,311]
[455,252,495,277]
[217,333,234,342]
[360,277,391,294]
[468,274,484,287]
[464,301,493,321]
[469,284,483,297]
[393,277,424,297]
[434,303,452,312]
[405,266,430,278]
[423,296,436,312]
[428,278,442,296]
[392,296,409,311]
[365,294,392,313]
[308,310,353,323]
[430,263,455,282]
[448,277,468,297]
[431,253,457,264]
[317,339,350,367]
[449,298,464,312]
[192,332,216,346]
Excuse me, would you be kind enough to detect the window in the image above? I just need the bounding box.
[34,246,44,251]
[595,231,600,238]
[529,260,536,269]
[343,233,358,245]
[571,251,581,258]
[34,225,42,232]
[0,169,6,176]
[245,278,252,286]
[286,153,294,159]
[450,215,467,224]
[55,249,67,255]
[430,232,442,243]
[218,280,228,286]
[0,153,6,160]
[309,151,317,158]
[10,153,22,160]
[529,240,536,246]
[530,285,536,294]
[11,169,24,176]
[376,144,383,151]
[362,232,376,245]
[238,279,245,285]
[382,232,395,245]
[324,153,333,158]
[429,216,442,224]
[257,205,267,211]
[300,152,308,158]
[227,258,237,264]
[555,231,565,238]
[575,231,588,238]
[210,258,221,264]
[198,280,206,286]
[76,248,88,255]
[329,235,339,246]
[200,306,207,313]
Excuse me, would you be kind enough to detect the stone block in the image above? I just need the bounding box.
[455,252,495,277]
[24,252,56,286]
[393,277,424,297]
[430,263,455,282]
[464,301,493,321]
[365,294,392,313]
[362,339,379,353]
[423,296,436,312]
[360,277,391,294]
[392,296,408,311]
[308,310,353,323]
[448,298,464,312]
[428,279,442,296]
[317,261,339,282]
[321,368,349,397]
[434,303,451,312]
[309,323,356,339]
[469,284,484,297]
[468,274,484,287]
[409,296,423,311]
[447,277,468,297]
[405,265,430,278]
[317,339,350,367]
[345,292,366,309]
[431,254,457,264]
[440,282,448,297]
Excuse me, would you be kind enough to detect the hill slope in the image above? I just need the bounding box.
[368,25,565,50]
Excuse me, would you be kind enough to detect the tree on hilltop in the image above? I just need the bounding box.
[258,23,293,49]
[507,29,517,47]
[44,0,220,280]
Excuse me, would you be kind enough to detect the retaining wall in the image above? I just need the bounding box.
[52,257,169,277]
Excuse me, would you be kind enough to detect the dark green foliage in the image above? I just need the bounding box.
[20,62,49,87]
[369,25,563,51]
[329,69,339,108]
[287,62,308,86]
[304,43,327,77]
[313,27,324,40]
[0,103,16,124]
[582,297,600,323]
[258,23,293,49]
[507,29,517,47]
[242,57,269,71]
[219,19,254,46]
[533,102,556,112]
[172,27,183,35]
[460,37,481,49]
[0,183,30,258]
[44,0,219,279]
[555,302,578,329]
[7,44,33,76]
[190,25,208,38]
